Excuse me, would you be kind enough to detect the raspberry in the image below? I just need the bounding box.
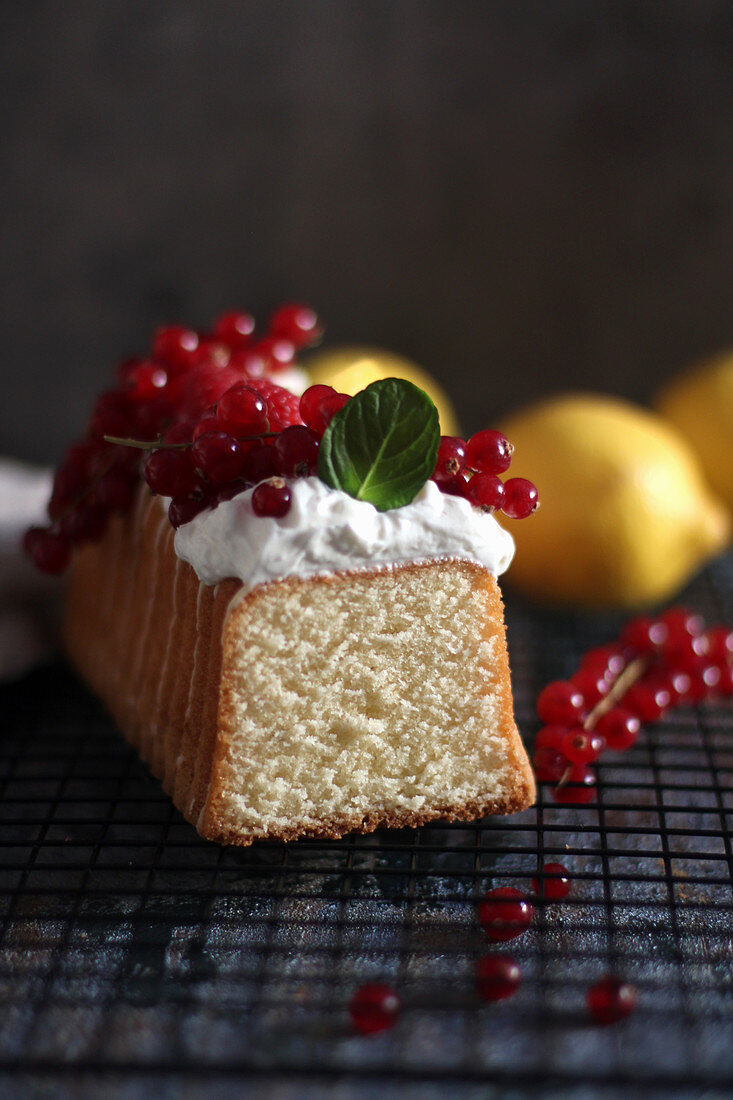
[174,363,243,420]
[246,380,303,431]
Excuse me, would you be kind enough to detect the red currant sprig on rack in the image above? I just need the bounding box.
[430,429,539,519]
[24,306,325,573]
[532,607,733,803]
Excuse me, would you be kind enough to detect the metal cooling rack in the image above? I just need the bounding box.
[0,555,732,1100]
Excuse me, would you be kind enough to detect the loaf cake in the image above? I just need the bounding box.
[25,306,537,845]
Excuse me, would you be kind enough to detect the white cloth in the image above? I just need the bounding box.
[0,459,60,680]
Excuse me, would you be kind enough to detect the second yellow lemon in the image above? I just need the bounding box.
[304,347,460,436]
[498,394,730,610]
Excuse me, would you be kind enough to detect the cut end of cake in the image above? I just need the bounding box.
[200,560,535,845]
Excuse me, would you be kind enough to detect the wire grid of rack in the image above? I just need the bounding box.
[0,556,731,1100]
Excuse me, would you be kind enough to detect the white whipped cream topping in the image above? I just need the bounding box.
[174,476,515,589]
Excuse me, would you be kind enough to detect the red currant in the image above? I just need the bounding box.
[537,680,586,725]
[59,504,108,544]
[475,956,521,1001]
[299,385,338,431]
[316,392,350,432]
[252,477,291,517]
[464,429,513,475]
[707,626,733,666]
[532,747,569,784]
[23,527,72,575]
[273,425,320,477]
[478,887,534,942]
[552,763,596,804]
[217,383,269,435]
[593,707,640,751]
[561,727,605,765]
[660,606,704,642]
[152,325,199,372]
[579,645,626,682]
[587,975,637,1024]
[168,496,208,528]
[570,668,610,708]
[438,473,470,498]
[191,431,244,484]
[687,663,722,702]
[715,662,733,697]
[534,725,569,752]
[125,361,168,402]
[532,862,571,900]
[250,335,296,372]
[465,473,505,513]
[142,449,198,497]
[175,363,242,420]
[240,443,277,486]
[269,303,322,347]
[348,983,401,1035]
[92,471,137,513]
[662,632,710,673]
[192,414,221,440]
[622,677,671,722]
[432,436,467,482]
[619,616,667,656]
[501,478,539,519]
[212,310,255,346]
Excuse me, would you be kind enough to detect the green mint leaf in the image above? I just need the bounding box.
[317,377,440,511]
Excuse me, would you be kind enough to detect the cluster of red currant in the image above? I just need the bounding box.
[431,429,538,518]
[23,305,326,574]
[349,861,636,1032]
[532,607,733,804]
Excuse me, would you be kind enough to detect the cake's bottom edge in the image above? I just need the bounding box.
[198,785,535,848]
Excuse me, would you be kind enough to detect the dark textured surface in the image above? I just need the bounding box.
[0,553,731,1099]
[4,2,733,462]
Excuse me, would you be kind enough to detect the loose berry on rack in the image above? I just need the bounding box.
[151,325,200,372]
[269,303,322,347]
[22,527,72,575]
[501,478,539,519]
[475,956,521,1001]
[349,983,401,1035]
[466,473,505,513]
[191,432,245,484]
[252,477,291,518]
[465,429,513,475]
[531,746,569,784]
[561,728,605,765]
[552,762,596,804]
[686,663,722,703]
[593,707,640,752]
[142,448,199,498]
[532,862,571,900]
[273,425,320,478]
[217,383,269,435]
[478,887,534,941]
[212,310,256,346]
[537,680,586,726]
[587,975,637,1025]
[432,436,467,482]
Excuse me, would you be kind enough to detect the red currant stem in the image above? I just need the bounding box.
[582,656,649,730]
[104,431,279,451]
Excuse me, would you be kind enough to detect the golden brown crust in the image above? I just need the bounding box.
[63,488,535,847]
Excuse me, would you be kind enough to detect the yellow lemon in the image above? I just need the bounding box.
[655,352,733,514]
[498,394,730,610]
[303,347,460,436]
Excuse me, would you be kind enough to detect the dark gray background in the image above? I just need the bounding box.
[3,0,733,463]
